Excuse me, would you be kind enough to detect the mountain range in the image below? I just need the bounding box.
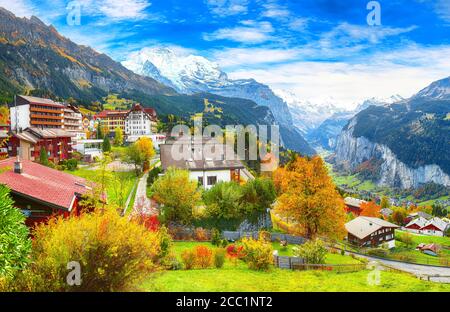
[334,79,450,189]
[122,47,315,155]
[0,8,315,155]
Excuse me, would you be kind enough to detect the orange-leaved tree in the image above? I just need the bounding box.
[360,201,381,217]
[273,155,346,240]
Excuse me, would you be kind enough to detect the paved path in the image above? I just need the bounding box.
[346,251,450,283]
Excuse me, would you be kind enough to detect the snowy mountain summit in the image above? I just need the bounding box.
[122,47,316,154]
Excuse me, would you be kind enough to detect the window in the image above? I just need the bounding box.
[207,176,217,186]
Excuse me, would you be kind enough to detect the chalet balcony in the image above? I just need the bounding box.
[30,106,63,114]
[30,120,63,126]
[31,114,64,120]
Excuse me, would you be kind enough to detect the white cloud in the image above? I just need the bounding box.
[211,47,299,67]
[261,2,290,19]
[205,0,249,16]
[78,0,151,20]
[226,45,450,109]
[434,0,450,22]
[0,0,35,17]
[203,20,274,43]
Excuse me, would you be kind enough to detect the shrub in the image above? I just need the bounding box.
[367,248,389,258]
[398,232,414,248]
[0,185,31,279]
[181,249,196,270]
[211,228,222,246]
[194,245,213,268]
[214,248,226,269]
[393,253,415,262]
[194,227,209,241]
[259,230,271,242]
[241,238,273,271]
[7,209,165,291]
[293,239,327,264]
[65,159,78,171]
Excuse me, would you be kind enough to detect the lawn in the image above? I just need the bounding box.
[141,262,450,292]
[66,167,137,208]
[396,230,450,247]
[141,242,450,292]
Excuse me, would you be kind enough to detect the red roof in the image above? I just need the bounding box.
[0,158,91,210]
[94,110,128,119]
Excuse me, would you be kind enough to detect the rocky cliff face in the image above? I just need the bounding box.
[0,8,174,103]
[335,119,450,188]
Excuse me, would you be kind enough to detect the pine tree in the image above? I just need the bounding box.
[39,147,48,165]
[102,136,111,153]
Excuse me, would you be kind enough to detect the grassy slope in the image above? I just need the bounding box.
[142,262,450,292]
[66,167,136,207]
[142,242,450,292]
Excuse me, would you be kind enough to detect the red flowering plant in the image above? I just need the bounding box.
[226,244,245,266]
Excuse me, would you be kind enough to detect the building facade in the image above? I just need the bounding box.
[63,104,84,140]
[94,110,128,134]
[10,95,65,131]
[160,136,248,189]
[9,128,74,162]
[125,104,157,142]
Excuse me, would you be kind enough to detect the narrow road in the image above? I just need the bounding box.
[345,251,450,283]
[131,157,160,216]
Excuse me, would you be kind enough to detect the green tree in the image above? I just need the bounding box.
[380,196,390,209]
[39,147,48,165]
[240,178,276,216]
[114,127,123,146]
[0,185,31,278]
[151,168,201,224]
[96,122,104,140]
[203,182,243,220]
[293,239,327,264]
[102,136,111,153]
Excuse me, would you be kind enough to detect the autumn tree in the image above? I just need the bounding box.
[124,137,155,176]
[391,207,408,225]
[380,196,390,209]
[360,201,381,217]
[273,155,346,240]
[114,127,123,146]
[151,168,201,224]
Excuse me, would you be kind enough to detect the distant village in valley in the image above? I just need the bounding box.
[0,93,449,293]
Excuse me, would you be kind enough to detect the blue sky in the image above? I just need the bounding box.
[1,0,450,107]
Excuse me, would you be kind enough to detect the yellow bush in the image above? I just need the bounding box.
[241,238,273,271]
[7,209,167,292]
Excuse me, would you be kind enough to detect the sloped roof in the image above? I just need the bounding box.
[405,216,428,229]
[345,216,399,239]
[380,208,393,216]
[0,158,90,210]
[160,137,245,171]
[16,95,64,107]
[344,197,367,208]
[425,217,449,232]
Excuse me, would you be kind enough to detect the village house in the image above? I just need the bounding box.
[72,139,104,161]
[345,216,399,249]
[404,217,449,237]
[160,136,252,189]
[94,104,158,142]
[94,109,128,134]
[62,104,84,141]
[0,123,8,159]
[9,95,65,131]
[344,197,367,216]
[0,158,90,227]
[9,127,74,162]
[125,104,157,143]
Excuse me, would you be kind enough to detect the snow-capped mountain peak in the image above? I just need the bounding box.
[414,76,450,100]
[122,47,227,93]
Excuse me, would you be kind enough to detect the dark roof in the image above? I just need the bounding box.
[0,158,90,210]
[14,127,74,143]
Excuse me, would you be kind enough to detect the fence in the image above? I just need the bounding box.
[272,255,366,272]
[223,231,306,244]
